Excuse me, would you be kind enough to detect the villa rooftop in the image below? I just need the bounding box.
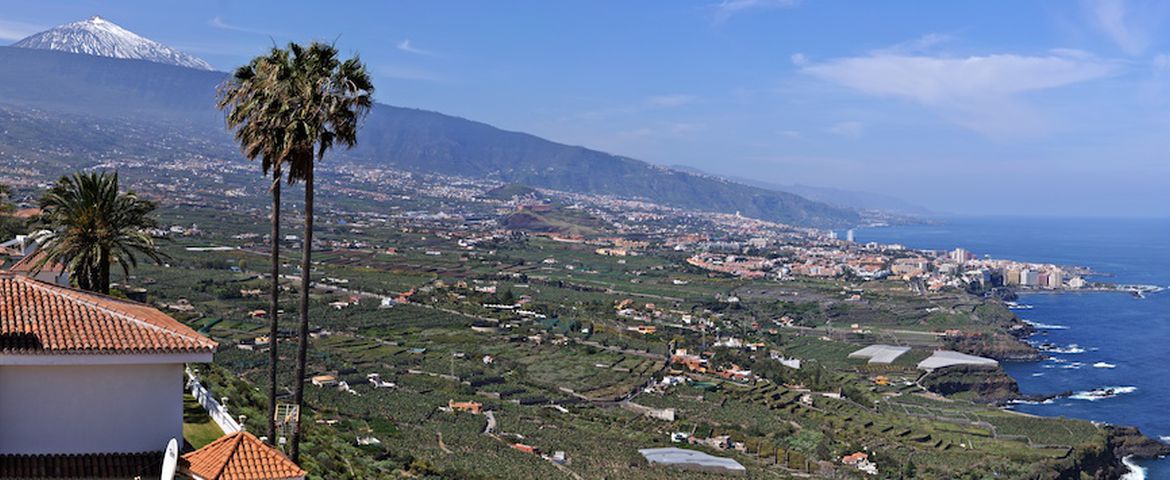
[0,272,217,355]
[181,431,305,480]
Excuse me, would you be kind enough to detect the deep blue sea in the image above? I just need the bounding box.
[855,217,1170,478]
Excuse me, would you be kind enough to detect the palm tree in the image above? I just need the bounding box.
[285,41,373,463]
[228,42,373,461]
[30,172,164,294]
[217,47,295,445]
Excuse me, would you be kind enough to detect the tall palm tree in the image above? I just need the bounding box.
[217,47,295,445]
[227,42,373,461]
[284,41,373,463]
[30,172,164,294]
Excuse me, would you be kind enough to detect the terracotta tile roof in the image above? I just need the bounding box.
[0,451,162,478]
[181,431,305,480]
[0,272,217,354]
[8,251,63,275]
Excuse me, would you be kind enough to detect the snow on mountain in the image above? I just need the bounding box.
[11,16,213,71]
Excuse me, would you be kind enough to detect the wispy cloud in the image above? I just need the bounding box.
[0,19,42,41]
[646,94,696,108]
[873,33,953,55]
[713,0,800,23]
[826,121,864,138]
[396,39,436,56]
[208,16,276,36]
[1083,0,1168,56]
[801,50,1122,136]
[576,94,699,120]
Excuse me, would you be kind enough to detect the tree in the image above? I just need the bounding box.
[218,46,295,445]
[31,172,164,294]
[237,41,373,462]
[0,183,22,240]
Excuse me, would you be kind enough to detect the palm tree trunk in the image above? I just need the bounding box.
[290,163,313,463]
[267,167,281,445]
[99,247,110,294]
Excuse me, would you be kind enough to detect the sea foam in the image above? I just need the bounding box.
[1070,386,1138,401]
[1121,455,1146,480]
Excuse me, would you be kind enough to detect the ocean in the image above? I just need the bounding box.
[855,216,1170,478]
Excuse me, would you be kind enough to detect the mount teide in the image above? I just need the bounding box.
[11,16,213,70]
[0,20,859,227]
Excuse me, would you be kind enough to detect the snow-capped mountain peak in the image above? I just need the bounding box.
[11,16,214,71]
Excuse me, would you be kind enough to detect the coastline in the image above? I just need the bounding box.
[857,217,1170,479]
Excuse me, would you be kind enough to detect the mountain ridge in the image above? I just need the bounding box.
[0,46,859,228]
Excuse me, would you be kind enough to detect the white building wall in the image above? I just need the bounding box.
[0,363,184,454]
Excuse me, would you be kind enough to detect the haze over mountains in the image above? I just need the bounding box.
[0,17,872,228]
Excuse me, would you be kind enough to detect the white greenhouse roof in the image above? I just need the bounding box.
[848,344,911,364]
[917,350,998,371]
[638,447,746,474]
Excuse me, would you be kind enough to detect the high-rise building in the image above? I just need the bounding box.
[951,248,969,264]
[846,229,855,242]
[827,230,838,240]
[1020,269,1037,286]
[1046,269,1063,289]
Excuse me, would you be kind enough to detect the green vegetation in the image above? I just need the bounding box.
[124,202,1134,480]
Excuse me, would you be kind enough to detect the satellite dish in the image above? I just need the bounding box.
[161,438,179,480]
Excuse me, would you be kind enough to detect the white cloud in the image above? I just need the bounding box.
[801,51,1121,136]
[873,33,953,55]
[208,16,276,36]
[0,19,42,41]
[1155,53,1170,70]
[790,53,808,67]
[826,121,864,138]
[713,0,800,22]
[646,94,696,108]
[397,39,435,56]
[1084,0,1168,56]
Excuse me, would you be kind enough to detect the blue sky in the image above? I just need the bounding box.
[2,1,1170,216]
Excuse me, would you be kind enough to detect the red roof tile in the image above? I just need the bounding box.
[0,451,162,478]
[181,431,305,480]
[8,251,63,275]
[0,272,217,354]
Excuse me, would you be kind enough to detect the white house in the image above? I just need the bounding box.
[0,271,217,475]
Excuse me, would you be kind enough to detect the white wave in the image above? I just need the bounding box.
[1121,455,1146,480]
[1070,386,1137,401]
[1023,320,1067,330]
[1031,372,1045,377]
[1009,398,1054,406]
[1093,362,1116,369]
[1159,435,1170,443]
[1061,362,1084,369]
[1040,343,1085,354]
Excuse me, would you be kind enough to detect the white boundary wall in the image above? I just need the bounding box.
[186,367,242,435]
